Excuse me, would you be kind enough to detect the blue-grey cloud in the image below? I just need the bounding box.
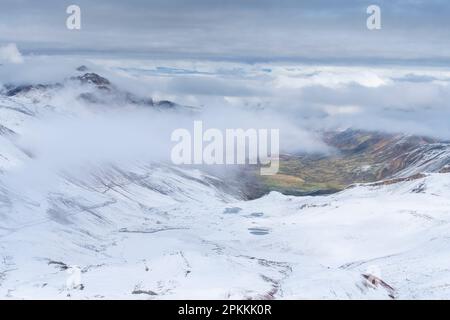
[0,0,449,62]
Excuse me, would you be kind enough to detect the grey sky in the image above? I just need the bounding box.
[0,0,449,62]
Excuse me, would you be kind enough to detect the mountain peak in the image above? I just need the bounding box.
[72,72,111,87]
[76,65,89,72]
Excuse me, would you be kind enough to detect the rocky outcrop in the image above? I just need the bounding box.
[2,70,182,111]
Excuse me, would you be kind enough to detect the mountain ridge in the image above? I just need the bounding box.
[1,69,450,299]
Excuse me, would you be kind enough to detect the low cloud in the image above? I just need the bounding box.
[3,56,450,180]
[0,43,23,64]
[2,56,450,195]
[95,58,450,140]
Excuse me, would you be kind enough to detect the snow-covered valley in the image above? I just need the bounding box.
[2,162,450,299]
[1,67,450,300]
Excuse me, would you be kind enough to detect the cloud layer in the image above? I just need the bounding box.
[0,43,23,64]
[94,58,450,140]
[0,0,449,62]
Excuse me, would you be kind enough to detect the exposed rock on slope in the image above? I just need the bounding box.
[2,68,183,110]
[258,130,450,197]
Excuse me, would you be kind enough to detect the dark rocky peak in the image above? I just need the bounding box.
[2,70,183,112]
[155,100,177,108]
[72,73,111,87]
[124,92,154,106]
[76,65,89,72]
[3,83,63,97]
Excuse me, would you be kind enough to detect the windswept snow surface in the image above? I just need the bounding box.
[1,162,450,299]
[1,73,450,299]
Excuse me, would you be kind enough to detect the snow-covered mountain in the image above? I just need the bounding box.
[1,69,450,299]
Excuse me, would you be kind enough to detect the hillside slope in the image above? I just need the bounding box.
[260,130,450,196]
[1,70,450,299]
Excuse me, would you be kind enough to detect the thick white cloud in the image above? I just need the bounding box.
[3,55,450,157]
[93,58,450,139]
[0,43,23,64]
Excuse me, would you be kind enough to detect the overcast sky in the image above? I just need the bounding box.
[0,0,449,63]
[1,1,450,145]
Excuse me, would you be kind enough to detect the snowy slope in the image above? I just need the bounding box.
[1,164,450,299]
[394,142,450,177]
[1,71,450,299]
